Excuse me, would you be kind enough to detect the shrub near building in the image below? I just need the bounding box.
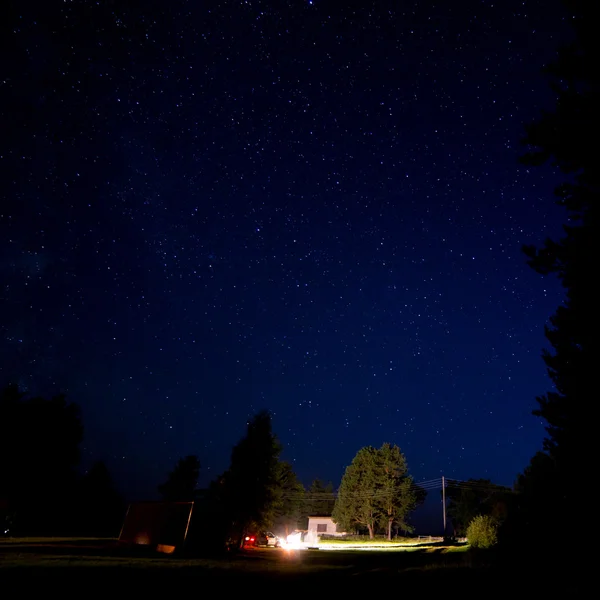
[466,515,498,549]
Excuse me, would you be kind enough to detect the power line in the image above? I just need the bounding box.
[444,479,514,493]
[285,477,443,498]
[300,478,441,493]
[280,477,515,501]
[293,482,441,495]
[281,481,444,500]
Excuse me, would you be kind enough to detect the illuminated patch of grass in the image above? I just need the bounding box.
[443,544,469,553]
[318,536,417,546]
[317,536,469,554]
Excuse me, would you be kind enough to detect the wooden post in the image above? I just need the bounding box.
[442,476,446,536]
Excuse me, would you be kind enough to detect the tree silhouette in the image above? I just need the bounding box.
[0,384,83,534]
[79,461,125,536]
[412,483,428,509]
[519,0,596,541]
[272,461,304,537]
[515,452,557,497]
[304,478,336,518]
[158,455,200,502]
[222,410,282,547]
[445,479,509,536]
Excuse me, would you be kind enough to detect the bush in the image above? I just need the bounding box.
[467,515,498,549]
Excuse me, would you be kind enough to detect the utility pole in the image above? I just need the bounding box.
[441,476,446,537]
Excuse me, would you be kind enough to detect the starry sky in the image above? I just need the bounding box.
[1,0,571,515]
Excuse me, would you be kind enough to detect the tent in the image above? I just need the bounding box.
[119,501,194,554]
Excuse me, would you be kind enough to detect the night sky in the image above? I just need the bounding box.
[2,0,571,515]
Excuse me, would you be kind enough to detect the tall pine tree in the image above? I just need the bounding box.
[333,446,379,538]
[272,462,304,537]
[518,0,596,545]
[223,410,282,547]
[333,444,417,539]
[376,443,416,540]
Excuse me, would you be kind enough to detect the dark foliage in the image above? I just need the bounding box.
[272,461,304,536]
[445,479,510,536]
[225,410,282,547]
[185,474,231,555]
[520,0,596,474]
[0,384,83,534]
[507,0,597,566]
[158,455,200,502]
[302,479,336,522]
[332,443,418,539]
[77,461,126,536]
[412,483,428,509]
[187,410,283,552]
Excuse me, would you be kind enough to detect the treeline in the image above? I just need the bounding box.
[0,389,427,547]
[161,414,425,549]
[0,380,527,549]
[497,0,595,571]
[188,410,303,549]
[0,385,124,536]
[432,0,596,567]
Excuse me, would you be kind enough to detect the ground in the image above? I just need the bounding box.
[0,537,577,591]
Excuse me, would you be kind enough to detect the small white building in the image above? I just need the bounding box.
[307,516,346,537]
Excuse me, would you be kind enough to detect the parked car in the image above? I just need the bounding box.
[243,531,281,547]
[258,531,281,547]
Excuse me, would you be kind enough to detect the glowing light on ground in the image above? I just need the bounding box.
[281,532,307,550]
[280,531,320,550]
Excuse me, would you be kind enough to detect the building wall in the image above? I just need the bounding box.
[307,516,346,537]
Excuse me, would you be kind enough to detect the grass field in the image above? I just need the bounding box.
[316,535,446,549]
[0,536,469,577]
[0,536,577,591]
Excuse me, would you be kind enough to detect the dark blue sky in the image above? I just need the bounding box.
[1,0,570,517]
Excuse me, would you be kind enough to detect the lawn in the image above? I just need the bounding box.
[319,537,410,545]
[0,536,473,582]
[316,535,447,549]
[0,536,576,591]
